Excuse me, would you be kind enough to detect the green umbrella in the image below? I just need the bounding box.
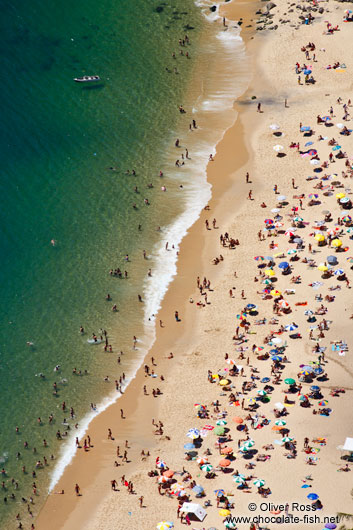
[284,378,296,385]
[216,419,227,426]
[253,479,266,487]
[201,464,213,472]
[282,436,294,443]
[257,389,267,396]
[233,476,245,484]
[214,427,225,436]
[275,419,286,426]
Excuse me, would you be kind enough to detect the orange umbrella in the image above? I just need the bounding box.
[232,417,244,424]
[220,447,233,455]
[219,459,231,467]
[163,470,175,478]
[271,425,283,431]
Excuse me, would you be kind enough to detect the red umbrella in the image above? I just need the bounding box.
[219,459,231,467]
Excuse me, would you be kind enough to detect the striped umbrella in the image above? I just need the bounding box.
[186,428,200,439]
[282,436,294,443]
[275,419,287,426]
[287,249,297,255]
[197,457,208,465]
[257,389,267,396]
[216,419,228,426]
[201,464,213,472]
[158,476,169,484]
[253,479,266,487]
[247,398,257,405]
[233,476,245,484]
[156,460,167,469]
[157,522,174,530]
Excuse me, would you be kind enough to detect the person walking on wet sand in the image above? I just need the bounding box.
[257,102,261,113]
[248,190,253,200]
[108,428,113,440]
[139,495,144,507]
[175,311,180,322]
[74,483,80,496]
[120,409,124,419]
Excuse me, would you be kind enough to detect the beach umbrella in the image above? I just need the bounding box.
[271,355,283,361]
[273,145,284,151]
[270,124,280,130]
[310,385,320,391]
[341,213,352,220]
[315,234,325,242]
[257,389,267,396]
[336,193,346,199]
[218,458,231,467]
[299,370,311,377]
[277,195,287,202]
[284,378,295,385]
[319,400,328,406]
[278,300,289,309]
[254,255,265,261]
[170,482,184,492]
[214,427,225,436]
[327,255,338,264]
[347,228,353,233]
[331,239,342,247]
[314,366,324,375]
[197,457,208,465]
[279,261,290,269]
[233,476,245,484]
[201,464,213,472]
[242,439,255,448]
[285,323,298,331]
[224,522,237,529]
[265,269,275,276]
[282,436,294,443]
[214,489,225,497]
[318,264,328,272]
[262,279,273,285]
[287,249,297,255]
[271,337,283,344]
[300,126,311,132]
[285,230,295,237]
[156,460,167,469]
[275,419,287,426]
[307,493,319,500]
[308,194,319,199]
[334,268,345,276]
[332,145,341,151]
[253,479,266,487]
[219,379,231,386]
[216,419,227,426]
[247,398,256,405]
[221,446,233,455]
[305,141,313,147]
[271,289,282,296]
[303,69,312,75]
[301,365,314,372]
[232,417,243,424]
[274,222,283,228]
[192,485,204,495]
[336,123,344,129]
[304,310,314,316]
[158,476,170,483]
[299,394,309,401]
[245,303,257,311]
[294,216,304,222]
[219,509,231,517]
[186,429,200,439]
[271,208,281,213]
[184,443,196,450]
[157,522,174,530]
[264,218,274,225]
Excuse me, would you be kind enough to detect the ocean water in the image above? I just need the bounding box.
[0,0,250,526]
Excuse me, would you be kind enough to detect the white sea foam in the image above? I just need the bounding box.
[47,0,250,493]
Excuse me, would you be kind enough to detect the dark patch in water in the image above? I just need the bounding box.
[155,6,164,13]
[184,24,195,30]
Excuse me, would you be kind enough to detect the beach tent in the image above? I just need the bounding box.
[180,502,206,521]
[341,437,353,453]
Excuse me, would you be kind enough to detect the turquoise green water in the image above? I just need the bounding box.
[0,0,204,525]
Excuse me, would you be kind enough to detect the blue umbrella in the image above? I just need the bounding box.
[321,116,331,122]
[301,126,311,132]
[192,485,204,494]
[270,349,280,354]
[285,323,298,331]
[303,69,312,75]
[279,261,290,269]
[214,489,225,497]
[305,141,314,146]
[184,443,196,450]
[332,145,341,151]
[307,493,319,500]
[310,385,320,391]
[261,377,270,383]
[327,255,338,265]
[271,355,283,361]
[314,366,324,375]
[246,304,257,310]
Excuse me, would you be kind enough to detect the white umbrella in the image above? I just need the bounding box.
[270,124,280,130]
[310,160,319,165]
[336,123,344,129]
[277,195,287,202]
[271,208,281,213]
[273,145,284,151]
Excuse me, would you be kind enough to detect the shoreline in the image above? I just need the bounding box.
[33,1,261,528]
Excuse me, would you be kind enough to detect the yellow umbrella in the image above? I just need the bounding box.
[332,239,342,247]
[265,269,275,277]
[336,193,346,200]
[219,379,230,386]
[212,374,219,379]
[270,289,281,296]
[314,234,325,242]
[318,264,328,272]
[219,509,231,517]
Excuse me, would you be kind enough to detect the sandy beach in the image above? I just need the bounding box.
[30,1,353,529]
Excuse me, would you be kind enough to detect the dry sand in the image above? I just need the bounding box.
[33,1,353,529]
